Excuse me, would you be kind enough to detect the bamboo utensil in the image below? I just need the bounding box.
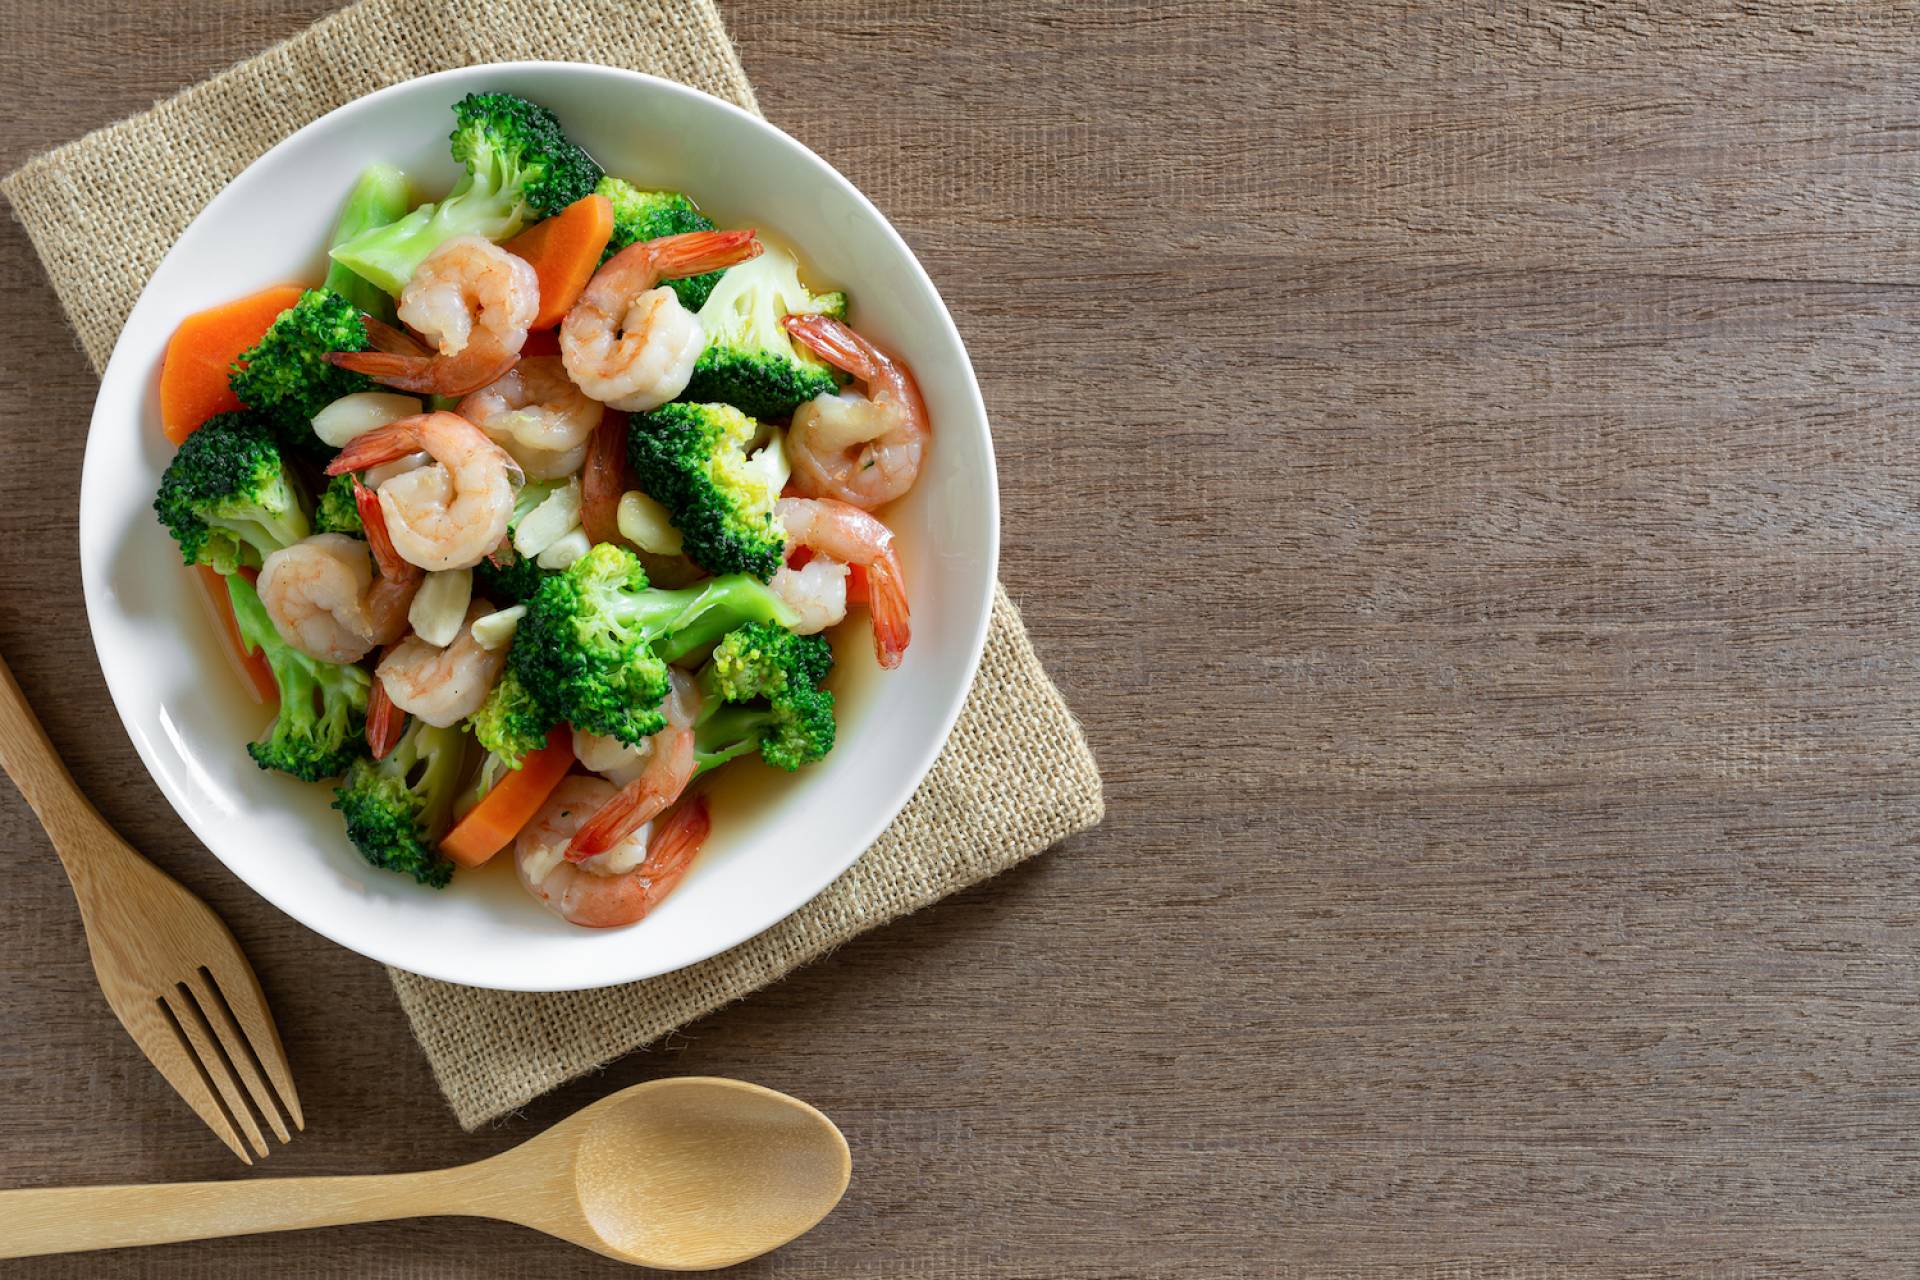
[0,652,300,1162]
[0,1077,850,1267]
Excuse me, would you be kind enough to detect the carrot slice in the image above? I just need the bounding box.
[160,285,306,444]
[503,193,614,330]
[439,728,575,869]
[193,565,276,706]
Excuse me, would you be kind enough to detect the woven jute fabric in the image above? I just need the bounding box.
[1,0,1104,1128]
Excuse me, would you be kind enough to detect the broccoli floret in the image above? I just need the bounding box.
[683,244,849,420]
[467,667,555,768]
[153,411,311,573]
[331,717,468,887]
[627,403,785,580]
[314,473,365,536]
[511,543,800,747]
[330,92,603,296]
[595,177,725,310]
[228,289,370,459]
[692,621,836,774]
[471,479,559,604]
[225,574,370,781]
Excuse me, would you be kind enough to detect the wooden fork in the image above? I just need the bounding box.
[0,653,301,1162]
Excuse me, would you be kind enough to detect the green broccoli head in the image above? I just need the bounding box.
[330,92,603,296]
[471,479,557,604]
[595,177,724,310]
[314,473,365,536]
[627,403,785,580]
[684,244,849,420]
[227,288,370,459]
[331,717,468,887]
[693,622,836,774]
[225,574,370,780]
[511,543,801,747]
[467,667,555,768]
[153,411,311,573]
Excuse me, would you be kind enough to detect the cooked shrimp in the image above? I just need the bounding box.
[257,534,416,664]
[773,496,910,668]
[567,668,700,857]
[561,229,762,411]
[767,556,849,636]
[783,315,930,509]
[329,236,538,397]
[457,356,600,480]
[516,778,711,929]
[326,412,522,572]
[375,601,509,728]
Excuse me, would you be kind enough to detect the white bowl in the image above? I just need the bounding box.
[81,63,998,991]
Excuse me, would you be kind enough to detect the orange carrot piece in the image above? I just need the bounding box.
[159,285,306,444]
[503,194,614,330]
[192,565,277,706]
[439,728,576,869]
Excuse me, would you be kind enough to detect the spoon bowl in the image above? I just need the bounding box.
[542,1078,853,1268]
[0,1077,851,1268]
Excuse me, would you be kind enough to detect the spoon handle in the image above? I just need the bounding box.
[0,1169,462,1258]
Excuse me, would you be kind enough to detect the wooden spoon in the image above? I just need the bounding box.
[1,1077,851,1268]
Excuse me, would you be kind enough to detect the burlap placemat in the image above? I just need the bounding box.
[2,0,1103,1129]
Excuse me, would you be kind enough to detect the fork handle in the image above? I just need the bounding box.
[0,651,112,860]
[0,1168,464,1258]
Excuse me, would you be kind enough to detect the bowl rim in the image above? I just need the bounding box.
[79,60,1000,990]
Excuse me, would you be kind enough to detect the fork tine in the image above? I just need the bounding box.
[162,990,269,1160]
[118,998,252,1164]
[184,969,290,1143]
[200,955,304,1132]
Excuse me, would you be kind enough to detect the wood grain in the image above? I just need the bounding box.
[4,0,1920,1274]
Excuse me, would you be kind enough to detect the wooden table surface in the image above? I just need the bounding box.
[4,2,1918,1274]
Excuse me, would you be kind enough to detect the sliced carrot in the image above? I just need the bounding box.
[193,565,276,706]
[503,193,614,330]
[160,285,306,444]
[522,328,562,358]
[439,728,575,869]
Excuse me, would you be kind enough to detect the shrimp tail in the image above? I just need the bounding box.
[354,477,420,584]
[365,650,407,759]
[325,419,424,476]
[326,348,520,398]
[359,315,433,357]
[638,228,764,281]
[864,546,911,669]
[640,795,710,883]
[569,772,687,860]
[782,314,880,381]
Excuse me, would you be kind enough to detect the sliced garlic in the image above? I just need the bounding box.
[616,490,685,555]
[470,604,526,651]
[406,568,472,646]
[513,478,582,557]
[536,528,593,570]
[311,392,423,447]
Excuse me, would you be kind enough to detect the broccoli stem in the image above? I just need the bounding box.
[322,165,412,324]
[639,577,801,666]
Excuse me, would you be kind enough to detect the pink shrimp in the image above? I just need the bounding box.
[325,412,521,571]
[772,496,910,668]
[561,229,763,411]
[567,669,701,858]
[781,315,930,510]
[328,236,538,397]
[516,779,711,929]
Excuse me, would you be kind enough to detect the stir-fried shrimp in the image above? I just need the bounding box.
[375,601,509,728]
[257,533,416,663]
[456,356,599,480]
[516,778,711,929]
[561,229,762,411]
[326,412,522,572]
[782,315,930,509]
[767,557,850,636]
[773,496,910,668]
[567,669,700,857]
[329,236,538,397]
